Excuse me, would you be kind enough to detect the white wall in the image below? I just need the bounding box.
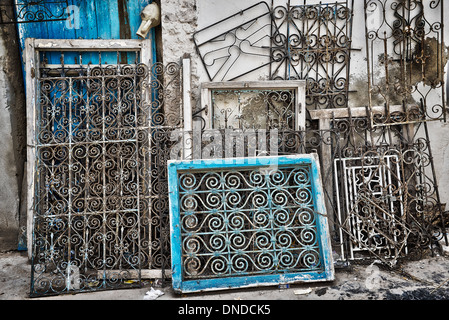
[160,0,449,205]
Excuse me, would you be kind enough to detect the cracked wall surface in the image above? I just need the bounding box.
[0,23,26,251]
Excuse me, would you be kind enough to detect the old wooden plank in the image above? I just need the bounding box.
[108,0,121,39]
[96,1,120,64]
[44,1,76,64]
[183,57,193,160]
[95,1,112,40]
[75,0,98,39]
[76,0,98,64]
[128,0,143,38]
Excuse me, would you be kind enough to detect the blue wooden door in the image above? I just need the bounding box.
[15,0,156,66]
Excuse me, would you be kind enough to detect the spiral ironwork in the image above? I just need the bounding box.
[193,1,354,111]
[211,89,297,130]
[0,0,69,24]
[271,1,354,111]
[176,164,325,280]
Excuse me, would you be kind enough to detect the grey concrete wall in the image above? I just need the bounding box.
[0,22,26,252]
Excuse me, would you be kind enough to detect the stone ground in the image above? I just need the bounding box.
[1,250,449,301]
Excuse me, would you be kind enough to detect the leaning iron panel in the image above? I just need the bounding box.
[364,0,446,126]
[26,39,155,297]
[167,154,334,293]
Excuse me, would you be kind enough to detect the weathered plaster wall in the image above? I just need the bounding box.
[160,0,449,205]
[0,22,26,252]
[160,0,201,110]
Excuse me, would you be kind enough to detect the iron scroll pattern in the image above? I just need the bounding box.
[176,165,325,280]
[30,57,183,297]
[270,1,354,110]
[334,143,446,263]
[146,62,183,273]
[0,0,69,25]
[210,88,297,130]
[31,63,150,297]
[331,116,448,263]
[364,0,446,126]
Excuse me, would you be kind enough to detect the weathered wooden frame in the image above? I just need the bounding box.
[200,80,306,131]
[167,154,334,294]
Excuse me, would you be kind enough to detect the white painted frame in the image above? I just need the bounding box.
[200,80,306,131]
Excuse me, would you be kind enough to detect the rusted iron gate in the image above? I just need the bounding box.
[364,0,446,126]
[184,124,448,266]
[25,39,183,297]
[307,106,448,264]
[332,119,447,264]
[24,1,449,297]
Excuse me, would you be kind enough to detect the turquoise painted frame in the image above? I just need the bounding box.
[167,154,334,293]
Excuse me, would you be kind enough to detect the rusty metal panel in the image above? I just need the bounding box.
[0,1,69,25]
[335,154,409,261]
[270,1,355,110]
[194,1,355,111]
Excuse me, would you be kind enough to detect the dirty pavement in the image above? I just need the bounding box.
[2,250,449,301]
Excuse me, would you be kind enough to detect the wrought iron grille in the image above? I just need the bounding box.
[193,1,354,111]
[0,0,69,25]
[31,62,148,297]
[168,155,334,293]
[364,0,446,126]
[211,89,297,130]
[174,118,447,268]
[335,155,409,261]
[146,61,183,273]
[330,114,448,263]
[27,39,184,297]
[270,1,354,110]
